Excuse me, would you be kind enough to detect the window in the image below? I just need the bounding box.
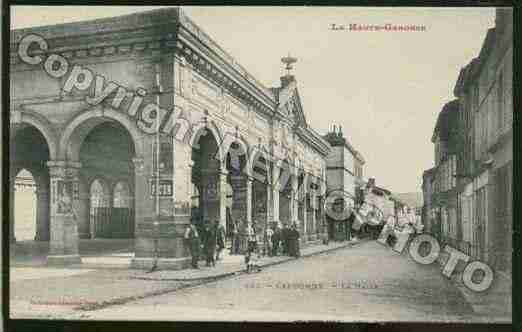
[495,163,511,218]
[460,194,472,242]
[113,181,131,208]
[447,161,451,190]
[444,163,448,191]
[449,208,457,239]
[451,156,457,187]
[474,186,487,259]
[472,85,479,112]
[441,207,448,238]
[479,110,487,156]
[503,67,511,130]
[445,160,449,190]
[484,109,489,154]
[435,143,439,165]
[474,113,480,159]
[497,70,504,132]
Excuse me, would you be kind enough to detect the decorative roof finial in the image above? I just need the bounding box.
[281,53,298,76]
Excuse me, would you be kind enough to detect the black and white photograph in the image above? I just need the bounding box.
[6,5,514,325]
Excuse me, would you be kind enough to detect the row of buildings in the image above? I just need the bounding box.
[323,126,406,241]
[422,8,512,276]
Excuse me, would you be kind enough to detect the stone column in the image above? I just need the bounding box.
[34,186,50,241]
[9,177,16,244]
[291,173,298,225]
[266,179,273,226]
[272,164,280,226]
[188,160,195,209]
[318,172,328,235]
[310,194,317,241]
[302,175,308,239]
[131,156,146,232]
[46,161,81,266]
[131,140,193,270]
[130,156,149,265]
[246,177,253,224]
[219,170,228,229]
[317,196,322,239]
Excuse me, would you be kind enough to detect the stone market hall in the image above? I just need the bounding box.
[9,8,331,269]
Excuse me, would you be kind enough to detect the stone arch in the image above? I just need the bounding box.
[189,120,224,162]
[10,114,54,243]
[247,146,269,178]
[58,107,144,161]
[11,110,59,160]
[189,118,225,231]
[221,134,250,177]
[221,133,250,157]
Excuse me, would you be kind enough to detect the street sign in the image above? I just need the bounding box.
[150,179,173,197]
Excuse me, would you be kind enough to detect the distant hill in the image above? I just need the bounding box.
[393,192,423,208]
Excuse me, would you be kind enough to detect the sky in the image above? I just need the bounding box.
[10,6,496,193]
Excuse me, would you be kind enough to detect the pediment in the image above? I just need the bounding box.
[277,82,307,128]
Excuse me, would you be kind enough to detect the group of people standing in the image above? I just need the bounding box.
[229,220,301,258]
[184,220,225,269]
[184,219,302,271]
[265,223,301,258]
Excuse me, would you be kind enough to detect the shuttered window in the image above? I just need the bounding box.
[498,71,504,132]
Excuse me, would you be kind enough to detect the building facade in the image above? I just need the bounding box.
[323,126,365,241]
[430,100,460,244]
[453,8,513,274]
[9,8,331,269]
[424,8,512,275]
[324,125,364,199]
[421,167,435,234]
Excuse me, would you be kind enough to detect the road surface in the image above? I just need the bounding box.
[79,240,480,322]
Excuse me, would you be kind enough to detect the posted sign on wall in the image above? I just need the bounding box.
[149,179,173,197]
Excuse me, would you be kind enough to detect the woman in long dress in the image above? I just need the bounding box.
[204,221,217,267]
[288,224,300,258]
[245,222,258,272]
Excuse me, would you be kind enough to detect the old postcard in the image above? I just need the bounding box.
[7,5,512,324]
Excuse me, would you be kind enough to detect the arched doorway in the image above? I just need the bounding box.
[78,121,136,240]
[250,151,269,231]
[225,141,248,252]
[10,123,51,244]
[191,128,222,241]
[278,159,293,226]
[13,169,37,241]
